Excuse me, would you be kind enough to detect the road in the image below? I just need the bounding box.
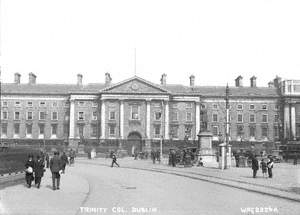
[1,160,300,215]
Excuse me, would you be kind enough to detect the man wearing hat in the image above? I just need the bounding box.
[50,151,62,190]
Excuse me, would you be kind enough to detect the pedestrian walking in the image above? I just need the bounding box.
[69,148,76,166]
[111,152,120,167]
[151,150,156,164]
[251,155,259,178]
[260,159,267,178]
[45,153,50,168]
[171,150,176,167]
[34,155,45,188]
[294,155,298,165]
[60,152,69,174]
[25,154,35,188]
[267,157,274,178]
[50,151,62,190]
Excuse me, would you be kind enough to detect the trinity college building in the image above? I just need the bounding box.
[1,73,300,154]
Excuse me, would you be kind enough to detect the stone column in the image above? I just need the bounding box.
[195,102,200,136]
[146,100,151,139]
[284,104,290,139]
[120,100,124,139]
[101,100,106,139]
[291,104,296,140]
[69,99,75,139]
[164,101,169,139]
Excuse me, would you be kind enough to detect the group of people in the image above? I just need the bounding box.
[24,149,76,190]
[251,155,274,178]
[150,150,161,164]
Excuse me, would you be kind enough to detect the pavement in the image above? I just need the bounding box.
[0,165,89,215]
[0,157,299,215]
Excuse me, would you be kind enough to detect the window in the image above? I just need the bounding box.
[249,114,256,123]
[78,112,84,120]
[170,126,178,138]
[237,104,243,110]
[14,112,20,120]
[2,111,8,120]
[52,101,57,107]
[275,105,279,110]
[109,111,115,120]
[212,126,218,136]
[92,112,98,120]
[27,112,33,120]
[186,103,192,108]
[262,114,268,123]
[249,126,256,137]
[39,111,46,120]
[274,126,279,138]
[91,125,97,137]
[1,124,7,137]
[186,112,192,121]
[237,125,244,137]
[15,101,21,107]
[213,104,218,109]
[249,104,255,110]
[39,101,46,107]
[262,126,268,138]
[78,125,84,138]
[39,124,45,135]
[154,111,162,120]
[154,125,161,138]
[64,101,69,107]
[212,114,218,122]
[92,102,98,107]
[52,112,58,120]
[109,125,116,136]
[274,114,279,123]
[26,124,32,136]
[79,101,85,106]
[172,111,178,121]
[185,126,192,138]
[27,101,33,107]
[51,124,57,136]
[237,114,243,123]
[201,104,206,109]
[2,101,8,107]
[262,104,268,110]
[14,124,20,135]
[153,103,161,108]
[131,105,139,120]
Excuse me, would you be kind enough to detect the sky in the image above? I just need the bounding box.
[1,0,300,87]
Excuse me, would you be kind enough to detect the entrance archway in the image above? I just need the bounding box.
[126,132,143,156]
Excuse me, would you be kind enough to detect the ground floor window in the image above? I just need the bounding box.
[261,126,268,138]
[274,126,279,138]
[170,126,178,139]
[237,125,244,137]
[249,126,256,137]
[39,124,45,135]
[51,124,57,136]
[154,125,161,138]
[1,123,7,137]
[63,124,69,136]
[109,125,116,136]
[185,126,192,139]
[26,124,32,137]
[14,124,20,135]
[91,125,97,137]
[212,126,218,136]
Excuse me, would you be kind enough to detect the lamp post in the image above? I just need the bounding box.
[160,135,163,162]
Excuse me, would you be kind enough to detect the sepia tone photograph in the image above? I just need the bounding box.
[0,0,300,214]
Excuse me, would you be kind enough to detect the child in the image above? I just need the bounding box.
[260,159,267,178]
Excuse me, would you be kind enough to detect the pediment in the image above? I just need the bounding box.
[101,76,169,94]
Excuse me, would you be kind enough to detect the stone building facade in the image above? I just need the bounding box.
[1,72,299,154]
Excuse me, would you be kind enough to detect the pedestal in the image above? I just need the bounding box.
[198,131,218,167]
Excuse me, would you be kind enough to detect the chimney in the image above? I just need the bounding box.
[273,76,282,88]
[250,76,257,87]
[160,73,167,86]
[77,74,83,86]
[268,81,274,88]
[189,75,195,87]
[235,75,243,87]
[105,72,112,86]
[14,73,21,84]
[28,73,36,84]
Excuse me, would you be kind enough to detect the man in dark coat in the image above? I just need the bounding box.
[151,150,156,164]
[34,155,45,188]
[60,152,69,174]
[252,155,259,178]
[50,151,62,190]
[111,152,120,167]
[267,157,274,178]
[25,154,35,188]
[45,153,50,168]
